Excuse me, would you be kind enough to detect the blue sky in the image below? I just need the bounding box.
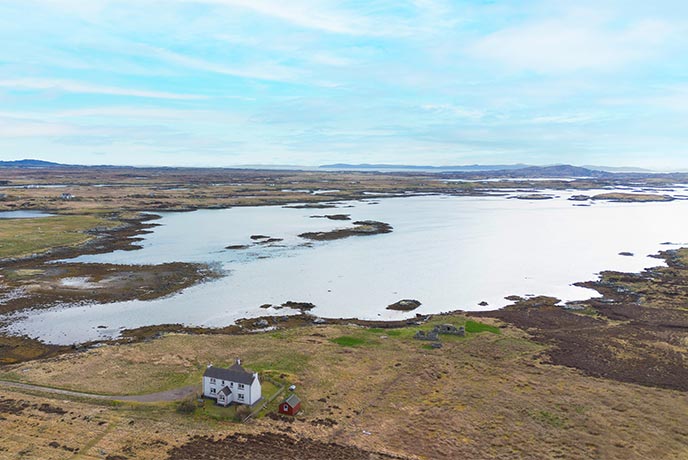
[1,0,687,168]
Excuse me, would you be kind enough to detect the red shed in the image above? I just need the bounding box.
[279,394,301,416]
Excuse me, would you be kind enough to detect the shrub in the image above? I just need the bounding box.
[234,404,252,421]
[176,396,197,414]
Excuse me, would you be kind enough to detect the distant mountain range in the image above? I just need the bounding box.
[319,163,652,174]
[0,159,665,176]
[319,163,531,172]
[0,159,66,168]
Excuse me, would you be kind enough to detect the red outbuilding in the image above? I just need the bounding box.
[278,394,301,416]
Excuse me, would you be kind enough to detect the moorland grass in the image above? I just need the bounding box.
[0,214,117,259]
[330,336,368,347]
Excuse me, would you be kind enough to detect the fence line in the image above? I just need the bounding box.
[243,374,286,422]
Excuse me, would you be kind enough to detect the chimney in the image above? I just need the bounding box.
[236,358,241,366]
[207,363,213,368]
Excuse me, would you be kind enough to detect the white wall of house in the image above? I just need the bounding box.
[202,375,261,405]
[250,375,262,405]
[203,376,216,399]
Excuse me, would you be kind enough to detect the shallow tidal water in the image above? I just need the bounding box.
[0,211,54,219]
[4,192,688,344]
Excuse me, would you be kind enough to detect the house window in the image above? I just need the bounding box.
[238,394,244,401]
[221,380,225,385]
[238,383,245,389]
[210,388,216,394]
[210,378,216,384]
[283,404,288,411]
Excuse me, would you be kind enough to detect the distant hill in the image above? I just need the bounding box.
[320,163,611,178]
[0,159,66,168]
[319,163,530,172]
[474,164,610,178]
[582,165,654,173]
[0,160,656,177]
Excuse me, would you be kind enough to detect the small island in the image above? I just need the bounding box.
[387,299,422,311]
[591,193,675,202]
[298,220,392,241]
[309,214,351,221]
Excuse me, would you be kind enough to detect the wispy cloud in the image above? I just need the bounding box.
[0,118,84,137]
[0,78,206,100]
[175,0,401,36]
[1,0,687,167]
[139,46,304,83]
[420,104,485,120]
[469,15,675,73]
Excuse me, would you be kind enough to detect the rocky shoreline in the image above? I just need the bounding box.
[0,183,686,393]
[474,249,688,392]
[8,247,680,394]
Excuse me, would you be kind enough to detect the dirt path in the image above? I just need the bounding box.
[0,379,198,402]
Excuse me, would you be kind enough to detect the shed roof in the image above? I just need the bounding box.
[284,394,301,407]
[203,363,256,385]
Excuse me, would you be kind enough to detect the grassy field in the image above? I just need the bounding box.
[0,214,118,259]
[1,315,686,459]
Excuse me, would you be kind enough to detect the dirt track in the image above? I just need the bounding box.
[0,379,198,402]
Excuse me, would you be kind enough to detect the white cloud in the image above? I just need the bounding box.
[527,113,603,124]
[171,0,413,37]
[0,117,88,137]
[140,46,303,83]
[420,104,485,119]
[0,78,206,100]
[53,106,243,121]
[469,16,675,73]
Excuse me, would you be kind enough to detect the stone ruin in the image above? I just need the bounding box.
[432,324,465,336]
[414,324,466,342]
[414,330,439,341]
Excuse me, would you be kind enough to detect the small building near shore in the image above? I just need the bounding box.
[279,394,301,416]
[202,359,261,407]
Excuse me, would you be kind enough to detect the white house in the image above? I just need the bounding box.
[202,359,261,407]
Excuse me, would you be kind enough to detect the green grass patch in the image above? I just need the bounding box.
[366,328,402,337]
[0,214,118,259]
[330,336,367,347]
[250,352,310,375]
[465,320,500,334]
[531,410,566,428]
[196,400,239,421]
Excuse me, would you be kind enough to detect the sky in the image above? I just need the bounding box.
[0,0,687,168]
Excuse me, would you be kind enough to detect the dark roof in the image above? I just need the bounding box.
[284,394,301,407]
[203,363,256,385]
[218,386,231,396]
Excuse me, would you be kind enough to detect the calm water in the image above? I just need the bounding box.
[4,192,688,344]
[0,211,54,219]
